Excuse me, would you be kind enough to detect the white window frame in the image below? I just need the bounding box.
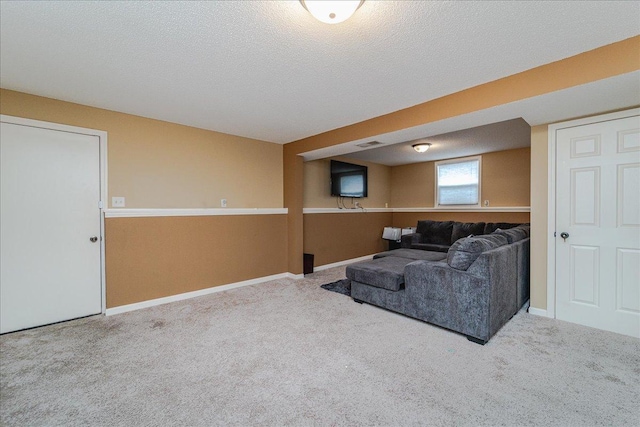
[434,155,482,208]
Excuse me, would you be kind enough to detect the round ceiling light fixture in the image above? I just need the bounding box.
[412,143,431,153]
[300,1,364,24]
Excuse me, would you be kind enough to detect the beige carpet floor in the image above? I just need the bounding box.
[1,266,639,426]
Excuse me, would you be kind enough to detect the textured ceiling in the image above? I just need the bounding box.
[1,1,639,145]
[325,71,640,165]
[343,118,531,166]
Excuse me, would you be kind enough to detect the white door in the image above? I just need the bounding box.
[0,121,102,333]
[555,114,640,338]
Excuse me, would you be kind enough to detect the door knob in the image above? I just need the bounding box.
[89,236,98,243]
[560,232,569,242]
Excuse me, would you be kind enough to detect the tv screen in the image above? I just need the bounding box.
[330,160,368,198]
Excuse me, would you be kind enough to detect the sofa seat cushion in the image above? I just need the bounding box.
[410,243,450,253]
[447,234,509,271]
[451,221,486,244]
[416,220,455,245]
[346,256,412,291]
[374,248,447,262]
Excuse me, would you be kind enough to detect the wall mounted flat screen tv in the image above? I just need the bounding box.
[330,160,368,198]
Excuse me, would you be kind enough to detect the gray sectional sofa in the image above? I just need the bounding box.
[346,221,530,344]
[400,220,523,252]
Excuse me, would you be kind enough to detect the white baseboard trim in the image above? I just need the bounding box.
[528,306,549,317]
[105,272,292,316]
[314,254,375,272]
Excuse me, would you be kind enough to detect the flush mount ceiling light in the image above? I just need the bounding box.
[412,143,431,153]
[300,0,364,24]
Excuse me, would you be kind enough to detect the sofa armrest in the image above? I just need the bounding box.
[401,233,422,248]
[403,261,490,341]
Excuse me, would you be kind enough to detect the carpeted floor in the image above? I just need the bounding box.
[1,266,639,426]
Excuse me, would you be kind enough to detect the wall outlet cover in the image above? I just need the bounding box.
[112,196,125,208]
[220,198,227,208]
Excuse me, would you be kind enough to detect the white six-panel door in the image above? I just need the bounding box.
[0,121,102,333]
[555,114,640,338]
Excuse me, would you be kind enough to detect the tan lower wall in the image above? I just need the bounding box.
[303,211,529,268]
[303,212,393,267]
[392,212,530,228]
[105,215,288,308]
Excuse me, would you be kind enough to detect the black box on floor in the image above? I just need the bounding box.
[303,253,314,275]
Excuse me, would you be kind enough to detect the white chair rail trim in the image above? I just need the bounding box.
[303,207,530,214]
[392,207,530,213]
[303,208,392,214]
[104,208,288,218]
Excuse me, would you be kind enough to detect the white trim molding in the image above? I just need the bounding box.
[304,207,530,214]
[303,208,392,214]
[313,254,375,271]
[546,107,639,320]
[0,114,109,316]
[105,208,287,218]
[527,306,549,317]
[392,207,530,213]
[106,272,294,315]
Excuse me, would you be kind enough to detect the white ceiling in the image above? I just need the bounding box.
[1,1,639,146]
[323,71,640,165]
[343,118,532,166]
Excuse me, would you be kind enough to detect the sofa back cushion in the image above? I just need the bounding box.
[493,226,528,243]
[416,220,454,245]
[516,225,531,237]
[484,222,519,234]
[447,234,509,271]
[451,221,486,244]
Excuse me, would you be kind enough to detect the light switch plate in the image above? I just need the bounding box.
[112,196,125,208]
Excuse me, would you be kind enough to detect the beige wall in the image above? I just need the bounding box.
[1,89,288,308]
[391,148,531,207]
[0,89,283,209]
[482,148,531,206]
[302,157,392,265]
[390,162,435,207]
[302,148,531,267]
[283,37,639,273]
[530,126,549,310]
[303,157,391,208]
[305,149,530,209]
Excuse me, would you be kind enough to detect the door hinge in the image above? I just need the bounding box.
[553,231,556,237]
[98,200,104,209]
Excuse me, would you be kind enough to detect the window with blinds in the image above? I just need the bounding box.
[435,156,481,206]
